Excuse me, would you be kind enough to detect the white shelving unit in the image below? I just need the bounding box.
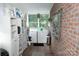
[11,17,21,56]
[10,8,28,56]
[0,7,28,56]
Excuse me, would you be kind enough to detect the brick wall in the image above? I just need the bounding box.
[50,3,79,56]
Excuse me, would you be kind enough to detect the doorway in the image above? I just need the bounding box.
[28,14,49,45]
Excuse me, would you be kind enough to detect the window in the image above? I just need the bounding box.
[28,14,49,30]
[39,14,49,29]
[29,15,38,28]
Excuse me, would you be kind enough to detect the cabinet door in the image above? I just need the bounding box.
[11,26,19,56]
[12,36,19,56]
[11,19,20,56]
[38,30,48,43]
[29,31,37,43]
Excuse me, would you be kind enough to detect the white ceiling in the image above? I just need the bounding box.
[0,3,53,14]
[24,3,53,14]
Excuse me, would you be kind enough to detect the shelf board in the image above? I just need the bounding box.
[11,25,16,27]
[10,16,17,19]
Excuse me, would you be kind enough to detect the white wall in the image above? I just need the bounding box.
[0,7,11,55]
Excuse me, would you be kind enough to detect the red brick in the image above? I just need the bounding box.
[50,3,79,56]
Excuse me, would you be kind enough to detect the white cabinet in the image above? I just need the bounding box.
[19,18,28,56]
[11,18,21,56]
[38,30,48,43]
[29,31,37,43]
[30,30,48,43]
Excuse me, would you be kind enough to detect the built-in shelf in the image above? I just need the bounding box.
[10,8,28,56]
[10,16,17,19]
[11,25,16,27]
